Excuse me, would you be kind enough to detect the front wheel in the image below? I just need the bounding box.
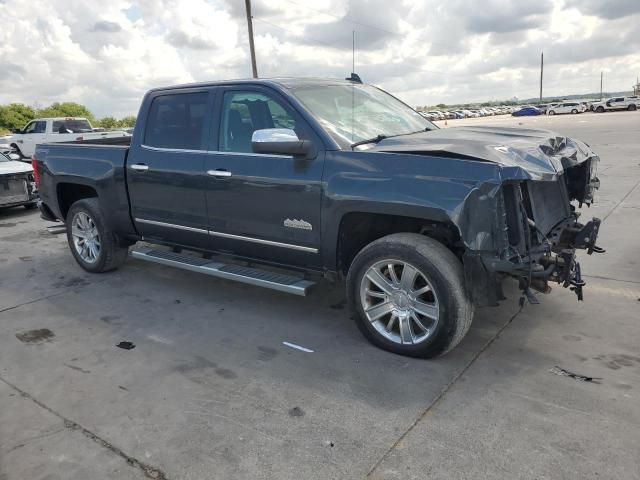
[571,109,578,114]
[548,110,555,115]
[347,233,473,358]
[596,106,605,113]
[66,198,128,273]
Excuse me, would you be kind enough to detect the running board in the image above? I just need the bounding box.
[130,248,315,296]
[47,224,67,235]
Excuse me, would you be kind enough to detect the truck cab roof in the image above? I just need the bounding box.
[147,77,357,94]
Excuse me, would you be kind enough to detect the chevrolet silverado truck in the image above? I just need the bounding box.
[33,78,604,358]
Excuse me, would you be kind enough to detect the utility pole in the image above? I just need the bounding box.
[600,71,603,100]
[244,0,258,78]
[539,52,543,103]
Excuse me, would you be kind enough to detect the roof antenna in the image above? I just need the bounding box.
[346,30,362,83]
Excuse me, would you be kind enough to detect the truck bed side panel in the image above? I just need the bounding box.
[36,144,137,237]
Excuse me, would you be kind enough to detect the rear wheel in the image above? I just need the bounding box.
[596,106,605,113]
[571,109,578,114]
[66,198,128,273]
[628,104,637,111]
[347,233,473,358]
[548,110,555,115]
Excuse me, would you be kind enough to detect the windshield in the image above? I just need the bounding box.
[52,119,93,134]
[289,83,436,148]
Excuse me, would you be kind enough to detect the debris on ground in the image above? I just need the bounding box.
[550,365,601,383]
[116,341,136,350]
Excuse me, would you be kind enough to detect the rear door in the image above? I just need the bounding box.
[127,88,215,249]
[203,86,324,268]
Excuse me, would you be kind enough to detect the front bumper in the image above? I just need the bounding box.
[464,216,604,306]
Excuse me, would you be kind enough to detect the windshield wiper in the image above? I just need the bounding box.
[351,134,388,149]
[350,128,431,149]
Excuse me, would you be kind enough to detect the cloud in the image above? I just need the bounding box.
[0,0,638,117]
[564,0,640,20]
[91,20,122,32]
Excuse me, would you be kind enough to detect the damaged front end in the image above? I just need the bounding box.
[466,155,604,305]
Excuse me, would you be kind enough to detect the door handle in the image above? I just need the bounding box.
[207,169,232,178]
[131,164,149,172]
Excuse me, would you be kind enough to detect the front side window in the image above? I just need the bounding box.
[289,83,435,148]
[144,92,209,150]
[219,91,297,153]
[23,122,37,134]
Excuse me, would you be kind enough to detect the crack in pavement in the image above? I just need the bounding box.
[0,375,169,480]
[602,177,640,222]
[366,305,524,478]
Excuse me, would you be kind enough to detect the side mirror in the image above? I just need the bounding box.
[251,128,312,157]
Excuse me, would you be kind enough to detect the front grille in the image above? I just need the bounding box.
[0,175,29,204]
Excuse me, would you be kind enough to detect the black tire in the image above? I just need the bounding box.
[346,233,474,358]
[571,109,578,114]
[23,203,37,210]
[65,198,128,273]
[548,110,555,115]
[628,104,637,111]
[596,106,605,113]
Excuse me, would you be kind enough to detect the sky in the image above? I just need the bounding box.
[0,0,639,117]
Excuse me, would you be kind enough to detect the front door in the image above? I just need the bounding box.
[204,88,324,268]
[128,89,214,249]
[18,120,46,158]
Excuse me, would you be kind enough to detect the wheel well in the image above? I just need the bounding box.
[337,212,462,275]
[57,183,98,220]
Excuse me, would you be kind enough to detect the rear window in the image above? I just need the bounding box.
[52,119,92,133]
[144,92,209,150]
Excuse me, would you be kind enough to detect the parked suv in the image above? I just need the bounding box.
[34,78,604,358]
[547,102,584,115]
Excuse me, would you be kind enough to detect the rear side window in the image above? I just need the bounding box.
[145,92,209,150]
[52,119,92,133]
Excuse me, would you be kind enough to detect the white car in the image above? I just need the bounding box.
[0,152,38,209]
[591,96,639,113]
[6,117,127,159]
[547,102,584,115]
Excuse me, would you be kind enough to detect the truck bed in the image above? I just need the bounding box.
[56,136,132,146]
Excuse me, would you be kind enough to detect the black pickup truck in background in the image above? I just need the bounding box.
[34,78,604,358]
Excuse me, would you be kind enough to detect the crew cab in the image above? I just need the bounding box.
[591,96,639,112]
[34,78,604,358]
[8,117,128,159]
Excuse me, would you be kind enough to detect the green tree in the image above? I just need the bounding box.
[0,103,36,132]
[96,116,118,129]
[36,102,97,125]
[117,115,136,128]
[436,103,447,108]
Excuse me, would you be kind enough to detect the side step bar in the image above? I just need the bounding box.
[130,247,315,296]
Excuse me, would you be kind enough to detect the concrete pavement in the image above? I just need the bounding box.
[1,111,638,479]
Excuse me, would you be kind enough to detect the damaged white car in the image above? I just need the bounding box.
[0,152,38,209]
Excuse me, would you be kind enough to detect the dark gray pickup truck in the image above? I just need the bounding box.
[34,78,604,358]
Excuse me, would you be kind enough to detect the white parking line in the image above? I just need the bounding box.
[282,341,314,353]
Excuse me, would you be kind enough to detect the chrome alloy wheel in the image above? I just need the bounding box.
[71,212,101,264]
[360,260,440,345]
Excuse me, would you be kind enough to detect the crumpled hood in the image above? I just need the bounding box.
[366,126,598,181]
[0,160,33,175]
